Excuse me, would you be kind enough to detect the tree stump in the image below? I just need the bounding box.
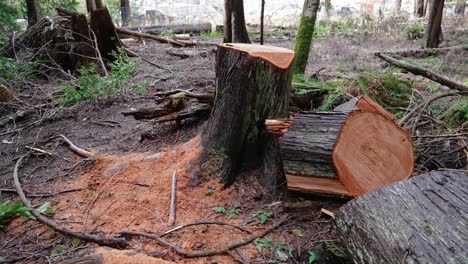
[334,170,468,264]
[90,7,123,64]
[266,97,414,196]
[193,43,295,187]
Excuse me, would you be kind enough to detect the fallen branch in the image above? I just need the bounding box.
[375,52,468,92]
[115,27,185,47]
[59,134,94,158]
[168,170,177,226]
[161,220,251,237]
[119,218,287,258]
[12,154,128,249]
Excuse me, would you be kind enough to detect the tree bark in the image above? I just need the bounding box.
[86,0,96,13]
[223,0,233,42]
[95,0,104,9]
[26,0,40,27]
[260,0,265,45]
[70,12,95,71]
[193,44,294,188]
[90,7,122,64]
[334,170,468,264]
[120,0,130,26]
[455,0,466,18]
[426,0,444,48]
[293,0,320,75]
[231,0,250,43]
[414,0,425,17]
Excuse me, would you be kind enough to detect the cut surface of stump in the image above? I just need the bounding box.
[193,43,294,187]
[334,170,468,264]
[271,98,414,197]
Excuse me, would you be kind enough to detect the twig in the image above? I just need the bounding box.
[25,146,53,156]
[59,134,94,158]
[169,170,177,226]
[161,221,251,237]
[119,218,288,258]
[235,248,250,264]
[0,188,83,198]
[12,154,128,249]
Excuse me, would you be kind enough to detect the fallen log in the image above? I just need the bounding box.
[115,27,185,47]
[122,23,211,35]
[375,52,468,92]
[122,99,185,120]
[266,97,414,197]
[334,170,468,264]
[382,45,466,58]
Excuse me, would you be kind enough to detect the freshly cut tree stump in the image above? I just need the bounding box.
[267,97,414,196]
[334,170,468,264]
[193,43,295,187]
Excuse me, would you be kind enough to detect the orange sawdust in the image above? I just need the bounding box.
[53,136,267,263]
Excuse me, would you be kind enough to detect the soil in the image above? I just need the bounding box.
[1,16,466,264]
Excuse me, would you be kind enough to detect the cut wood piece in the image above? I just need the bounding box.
[333,96,394,120]
[286,174,352,197]
[219,43,295,70]
[334,170,468,264]
[333,111,414,195]
[193,43,294,188]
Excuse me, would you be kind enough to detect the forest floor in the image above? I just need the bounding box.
[0,16,467,264]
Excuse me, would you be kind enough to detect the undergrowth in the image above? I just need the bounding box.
[0,57,36,87]
[201,31,222,39]
[55,48,148,105]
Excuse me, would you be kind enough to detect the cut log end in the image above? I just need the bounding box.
[219,43,295,70]
[333,110,414,196]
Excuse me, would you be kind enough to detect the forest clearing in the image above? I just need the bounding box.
[0,0,467,263]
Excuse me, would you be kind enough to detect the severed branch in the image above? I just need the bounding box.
[115,27,185,47]
[168,170,177,226]
[265,119,294,136]
[12,154,128,249]
[375,52,468,92]
[119,218,288,258]
[59,134,94,158]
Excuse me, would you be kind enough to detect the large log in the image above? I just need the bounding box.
[334,170,468,264]
[122,23,212,35]
[192,43,295,188]
[267,97,414,197]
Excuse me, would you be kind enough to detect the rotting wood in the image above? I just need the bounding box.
[13,154,128,249]
[334,170,468,264]
[375,52,468,92]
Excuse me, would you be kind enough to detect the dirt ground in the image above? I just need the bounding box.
[1,16,467,263]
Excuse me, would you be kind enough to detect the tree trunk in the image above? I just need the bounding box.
[394,0,402,14]
[414,0,425,17]
[293,0,320,75]
[260,0,265,45]
[192,44,294,188]
[95,0,104,9]
[26,0,40,27]
[120,0,130,26]
[426,0,444,48]
[455,0,466,17]
[90,7,122,65]
[86,0,96,13]
[334,170,468,264]
[71,12,95,71]
[266,96,413,197]
[223,0,233,42]
[231,0,250,43]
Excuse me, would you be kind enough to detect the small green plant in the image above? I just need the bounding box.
[227,206,241,218]
[257,211,272,224]
[275,243,293,256]
[254,237,272,253]
[441,98,468,126]
[201,31,222,39]
[0,57,36,85]
[0,199,34,228]
[308,251,317,263]
[213,206,226,214]
[406,23,424,39]
[55,48,148,105]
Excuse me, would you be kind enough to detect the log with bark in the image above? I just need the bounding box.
[191,43,295,188]
[115,27,185,47]
[334,170,468,264]
[122,23,212,35]
[266,96,414,196]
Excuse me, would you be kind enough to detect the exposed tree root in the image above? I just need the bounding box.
[12,154,128,249]
[161,220,252,237]
[119,218,287,258]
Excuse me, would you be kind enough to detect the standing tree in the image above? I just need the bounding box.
[454,0,466,18]
[394,0,402,14]
[414,0,425,17]
[426,0,444,48]
[223,0,250,43]
[293,0,320,75]
[25,0,40,27]
[260,0,265,45]
[120,0,130,26]
[86,0,96,13]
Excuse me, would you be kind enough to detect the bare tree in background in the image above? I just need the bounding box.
[223,0,250,43]
[86,0,96,13]
[121,0,130,26]
[426,0,444,48]
[454,0,466,18]
[414,0,425,17]
[394,0,402,14]
[26,0,40,27]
